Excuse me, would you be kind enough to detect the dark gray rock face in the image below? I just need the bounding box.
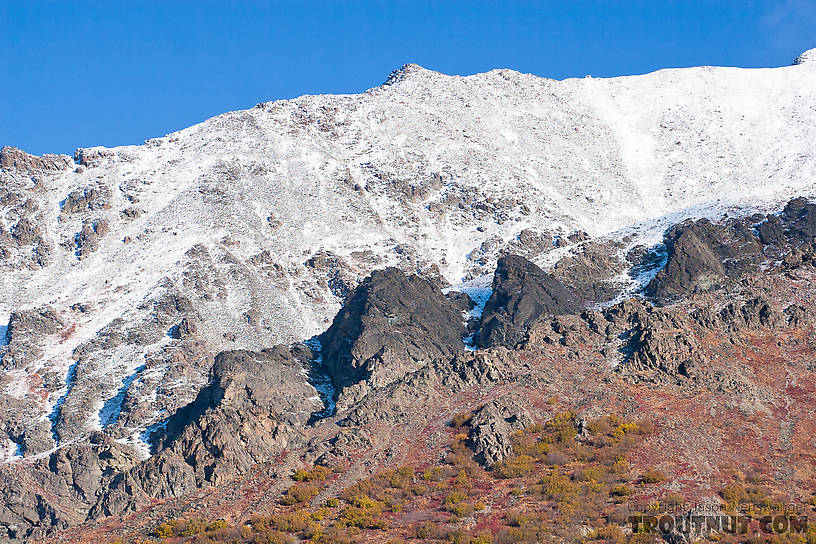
[479,254,580,348]
[607,300,706,384]
[647,219,761,301]
[550,240,626,304]
[318,267,467,403]
[161,346,317,476]
[757,214,785,245]
[93,345,318,518]
[783,197,816,244]
[467,396,533,467]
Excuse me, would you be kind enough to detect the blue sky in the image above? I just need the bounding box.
[1,1,814,155]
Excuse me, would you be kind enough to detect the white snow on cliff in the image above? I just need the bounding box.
[1,51,816,460]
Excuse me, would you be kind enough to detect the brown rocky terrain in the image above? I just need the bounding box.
[0,198,810,543]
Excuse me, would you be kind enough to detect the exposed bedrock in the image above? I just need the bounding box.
[647,218,762,301]
[648,197,816,302]
[479,254,580,349]
[467,395,533,467]
[93,345,319,518]
[318,267,468,407]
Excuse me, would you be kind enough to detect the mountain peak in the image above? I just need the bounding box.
[383,63,432,85]
[793,48,816,65]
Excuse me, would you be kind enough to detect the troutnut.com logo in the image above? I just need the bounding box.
[627,514,807,535]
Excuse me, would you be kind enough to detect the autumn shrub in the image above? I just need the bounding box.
[720,484,772,507]
[422,466,443,481]
[446,438,480,474]
[496,512,549,544]
[280,483,320,505]
[251,510,311,533]
[452,411,474,427]
[379,466,415,489]
[575,465,607,483]
[610,456,630,475]
[312,527,358,544]
[634,419,655,435]
[153,519,178,538]
[545,450,570,466]
[494,455,535,479]
[176,517,208,536]
[639,469,666,484]
[610,484,633,497]
[207,519,229,531]
[588,524,626,543]
[540,469,578,501]
[445,491,468,505]
[452,469,472,488]
[249,530,296,544]
[292,465,331,482]
[336,495,387,529]
[416,522,453,540]
[340,479,375,502]
[544,411,578,443]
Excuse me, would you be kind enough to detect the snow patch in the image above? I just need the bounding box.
[0,311,8,349]
[135,412,170,459]
[445,274,493,351]
[98,364,146,428]
[49,361,79,444]
[304,337,336,421]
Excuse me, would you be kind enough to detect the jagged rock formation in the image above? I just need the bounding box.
[479,254,579,348]
[549,239,626,303]
[2,54,816,540]
[0,434,140,540]
[467,396,533,467]
[94,345,319,519]
[318,267,467,406]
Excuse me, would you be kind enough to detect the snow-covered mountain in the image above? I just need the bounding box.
[1,50,815,463]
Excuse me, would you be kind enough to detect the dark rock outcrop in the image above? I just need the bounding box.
[550,240,626,303]
[61,186,111,214]
[94,345,319,518]
[757,214,785,245]
[0,434,140,540]
[783,197,816,244]
[647,218,761,301]
[319,267,467,404]
[610,300,706,384]
[479,254,580,348]
[1,306,64,371]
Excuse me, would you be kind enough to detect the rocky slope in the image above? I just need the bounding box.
[1,50,816,540]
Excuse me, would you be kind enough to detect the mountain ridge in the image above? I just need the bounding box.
[1,52,816,540]
[2,51,816,465]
